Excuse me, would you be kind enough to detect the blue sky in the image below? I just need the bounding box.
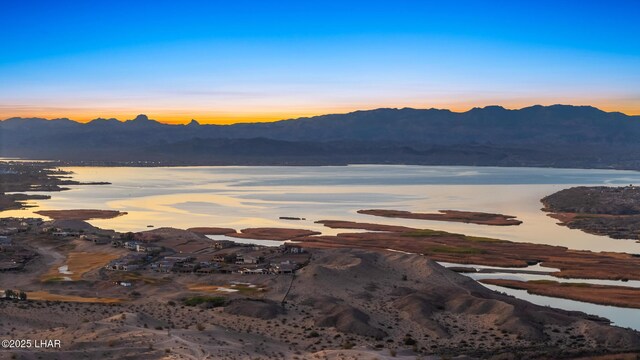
[1,0,639,123]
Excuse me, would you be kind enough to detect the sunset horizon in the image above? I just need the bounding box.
[2,1,638,124]
[2,102,638,125]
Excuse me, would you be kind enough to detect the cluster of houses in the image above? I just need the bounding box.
[0,219,43,272]
[104,253,149,271]
[0,218,39,236]
[111,239,163,253]
[237,260,296,275]
[103,239,309,276]
[1,289,28,300]
[0,235,36,272]
[79,234,111,244]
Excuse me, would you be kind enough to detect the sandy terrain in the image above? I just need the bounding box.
[1,249,639,359]
[26,291,124,303]
[480,279,640,309]
[41,251,122,282]
[35,209,127,221]
[358,209,522,225]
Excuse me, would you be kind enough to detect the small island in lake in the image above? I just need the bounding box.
[358,209,522,226]
[35,209,128,221]
[542,186,640,240]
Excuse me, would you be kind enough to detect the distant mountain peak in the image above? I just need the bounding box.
[124,114,161,127]
[187,119,200,126]
[470,105,506,112]
[133,114,149,122]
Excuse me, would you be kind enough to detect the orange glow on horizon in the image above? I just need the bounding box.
[1,101,638,125]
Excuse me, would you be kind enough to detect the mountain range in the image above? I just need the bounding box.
[2,105,640,168]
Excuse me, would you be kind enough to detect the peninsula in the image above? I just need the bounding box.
[542,186,640,240]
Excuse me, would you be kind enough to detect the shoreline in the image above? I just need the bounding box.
[3,158,640,172]
[0,162,110,212]
[542,186,640,241]
[481,279,640,309]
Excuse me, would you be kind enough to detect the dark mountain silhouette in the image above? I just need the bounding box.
[1,105,640,168]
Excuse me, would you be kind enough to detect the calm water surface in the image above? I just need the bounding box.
[7,165,640,253]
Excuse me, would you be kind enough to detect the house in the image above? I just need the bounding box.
[136,244,162,253]
[211,240,235,249]
[40,227,55,234]
[79,234,97,241]
[272,263,295,274]
[211,254,226,263]
[284,244,306,254]
[239,268,268,275]
[242,255,262,264]
[175,262,198,272]
[150,260,176,272]
[0,236,12,246]
[105,253,146,271]
[164,255,194,263]
[52,231,69,237]
[105,261,125,271]
[195,267,216,274]
[0,261,22,272]
[121,264,139,271]
[0,228,19,236]
[124,241,140,251]
[111,239,124,247]
[195,261,218,273]
[93,237,110,245]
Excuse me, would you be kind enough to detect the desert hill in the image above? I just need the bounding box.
[2,248,638,359]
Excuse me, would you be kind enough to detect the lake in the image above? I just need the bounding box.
[7,165,640,253]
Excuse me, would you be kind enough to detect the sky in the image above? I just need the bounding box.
[1,0,639,124]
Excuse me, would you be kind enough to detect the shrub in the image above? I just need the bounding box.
[183,296,226,307]
[404,337,417,346]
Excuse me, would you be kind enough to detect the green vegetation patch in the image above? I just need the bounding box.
[183,296,227,307]
[112,272,167,285]
[463,235,506,243]
[403,229,456,237]
[529,280,592,288]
